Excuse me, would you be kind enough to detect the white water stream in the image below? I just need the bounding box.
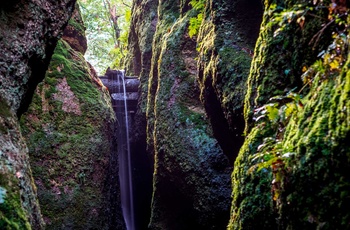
[116,70,135,230]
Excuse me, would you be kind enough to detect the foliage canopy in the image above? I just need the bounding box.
[79,0,131,74]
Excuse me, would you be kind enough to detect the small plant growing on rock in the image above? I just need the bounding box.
[188,0,205,38]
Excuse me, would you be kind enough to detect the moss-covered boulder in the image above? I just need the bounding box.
[20,7,125,228]
[229,1,350,229]
[1,0,75,228]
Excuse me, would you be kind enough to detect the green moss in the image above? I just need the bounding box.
[195,0,263,161]
[46,41,73,78]
[44,86,56,99]
[216,46,251,111]
[231,2,349,229]
[158,1,180,23]
[68,16,85,37]
[45,77,57,86]
[148,6,232,229]
[244,1,331,133]
[275,49,350,228]
[0,174,31,230]
[177,103,206,130]
[229,126,277,230]
[20,32,116,228]
[0,125,6,134]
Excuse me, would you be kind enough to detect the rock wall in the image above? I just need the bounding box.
[125,0,250,229]
[20,5,125,229]
[0,0,76,228]
[197,0,263,163]
[127,0,349,229]
[230,1,350,229]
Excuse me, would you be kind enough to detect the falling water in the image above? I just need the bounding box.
[115,70,135,230]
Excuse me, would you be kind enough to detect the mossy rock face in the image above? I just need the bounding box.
[243,0,331,131]
[146,3,232,229]
[124,0,158,158]
[197,0,263,162]
[0,0,76,116]
[62,3,87,54]
[276,51,350,229]
[125,0,158,116]
[146,0,181,152]
[20,37,124,229]
[125,0,158,77]
[0,173,32,229]
[1,1,75,227]
[0,103,41,229]
[230,1,349,229]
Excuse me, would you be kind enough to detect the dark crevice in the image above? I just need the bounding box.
[17,42,57,118]
[201,75,240,164]
[234,0,264,47]
[130,112,153,230]
[16,1,76,118]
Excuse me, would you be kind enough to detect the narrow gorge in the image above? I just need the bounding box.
[1,0,349,230]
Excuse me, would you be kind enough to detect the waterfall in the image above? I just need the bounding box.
[114,70,135,230]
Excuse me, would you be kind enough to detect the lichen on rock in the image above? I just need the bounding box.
[0,103,38,229]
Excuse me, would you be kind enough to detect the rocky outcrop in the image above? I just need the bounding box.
[197,0,263,162]
[62,4,88,54]
[230,1,350,229]
[0,0,75,228]
[0,0,76,116]
[20,5,125,229]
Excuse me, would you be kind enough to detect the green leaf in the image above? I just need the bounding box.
[266,104,279,122]
[284,103,296,118]
[263,153,274,161]
[189,0,205,11]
